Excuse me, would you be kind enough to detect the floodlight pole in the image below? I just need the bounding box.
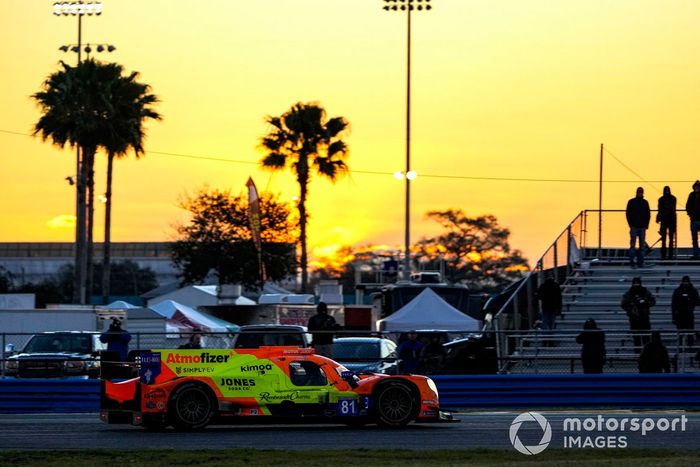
[383,0,431,280]
[53,1,103,304]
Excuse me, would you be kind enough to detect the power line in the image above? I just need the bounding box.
[3,127,696,184]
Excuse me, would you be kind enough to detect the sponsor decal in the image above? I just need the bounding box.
[166,352,230,364]
[240,363,274,374]
[258,391,313,402]
[220,378,256,391]
[140,352,161,384]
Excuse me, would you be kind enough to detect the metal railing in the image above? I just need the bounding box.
[488,208,699,371]
[489,211,586,364]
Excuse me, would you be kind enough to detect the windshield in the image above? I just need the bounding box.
[333,342,380,360]
[23,335,92,354]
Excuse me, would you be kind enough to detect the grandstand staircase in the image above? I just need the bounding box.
[508,249,700,374]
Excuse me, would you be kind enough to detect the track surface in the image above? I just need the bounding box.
[0,412,698,451]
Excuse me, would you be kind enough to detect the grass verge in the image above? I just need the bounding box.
[0,448,698,467]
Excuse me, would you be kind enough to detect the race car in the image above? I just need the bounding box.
[100,346,454,429]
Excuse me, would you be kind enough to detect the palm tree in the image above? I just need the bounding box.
[33,59,160,304]
[33,60,110,303]
[100,72,160,304]
[259,102,349,292]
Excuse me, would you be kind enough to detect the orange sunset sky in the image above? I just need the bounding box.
[1,1,700,267]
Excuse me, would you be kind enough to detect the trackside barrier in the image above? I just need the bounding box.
[432,374,700,410]
[1,374,700,413]
[0,379,100,413]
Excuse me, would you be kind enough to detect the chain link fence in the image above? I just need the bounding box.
[1,329,698,377]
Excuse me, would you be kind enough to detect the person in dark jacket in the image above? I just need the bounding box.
[626,186,651,268]
[307,302,338,358]
[656,186,677,260]
[576,318,606,374]
[639,331,671,373]
[686,180,700,258]
[672,275,700,349]
[397,331,425,374]
[178,332,202,349]
[621,277,656,352]
[99,318,132,362]
[536,275,562,331]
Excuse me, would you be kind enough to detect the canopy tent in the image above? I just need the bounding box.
[104,300,140,309]
[376,288,481,332]
[150,300,240,348]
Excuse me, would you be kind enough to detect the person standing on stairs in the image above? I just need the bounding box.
[686,180,700,259]
[621,277,656,352]
[656,186,677,260]
[626,187,651,268]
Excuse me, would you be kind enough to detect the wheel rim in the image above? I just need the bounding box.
[377,385,413,423]
[175,387,211,425]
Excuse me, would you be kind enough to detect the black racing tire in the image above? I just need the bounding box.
[374,381,418,427]
[168,383,216,430]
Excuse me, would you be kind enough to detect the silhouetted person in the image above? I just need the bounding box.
[626,186,651,268]
[179,332,202,349]
[420,335,447,374]
[100,318,132,362]
[639,331,671,373]
[397,332,425,374]
[536,275,562,332]
[686,180,700,259]
[672,275,699,349]
[621,277,656,352]
[656,186,677,260]
[308,301,337,358]
[576,318,606,374]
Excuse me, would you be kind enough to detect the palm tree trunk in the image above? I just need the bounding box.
[297,157,309,293]
[77,146,95,305]
[86,148,96,305]
[102,152,114,305]
[73,146,86,304]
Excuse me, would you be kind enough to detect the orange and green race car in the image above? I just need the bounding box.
[100,347,454,429]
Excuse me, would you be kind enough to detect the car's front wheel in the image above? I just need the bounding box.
[168,383,216,430]
[374,381,417,427]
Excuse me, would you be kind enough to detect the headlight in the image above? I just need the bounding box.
[64,361,87,370]
[426,377,438,396]
[5,361,18,370]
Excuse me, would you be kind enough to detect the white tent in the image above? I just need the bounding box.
[376,288,480,332]
[147,284,256,308]
[150,300,239,348]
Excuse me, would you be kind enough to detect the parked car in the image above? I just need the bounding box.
[441,333,498,374]
[4,331,106,379]
[332,337,399,374]
[232,324,311,349]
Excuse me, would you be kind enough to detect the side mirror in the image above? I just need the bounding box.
[340,370,359,388]
[4,343,15,355]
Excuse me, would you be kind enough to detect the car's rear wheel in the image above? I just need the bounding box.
[168,383,216,430]
[374,381,417,427]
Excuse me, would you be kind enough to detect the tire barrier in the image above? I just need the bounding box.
[1,374,699,413]
[432,374,700,410]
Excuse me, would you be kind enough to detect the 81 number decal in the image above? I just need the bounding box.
[337,399,358,416]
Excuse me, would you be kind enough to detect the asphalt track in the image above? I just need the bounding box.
[0,411,698,451]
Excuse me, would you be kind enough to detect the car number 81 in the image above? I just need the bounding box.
[337,398,358,416]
